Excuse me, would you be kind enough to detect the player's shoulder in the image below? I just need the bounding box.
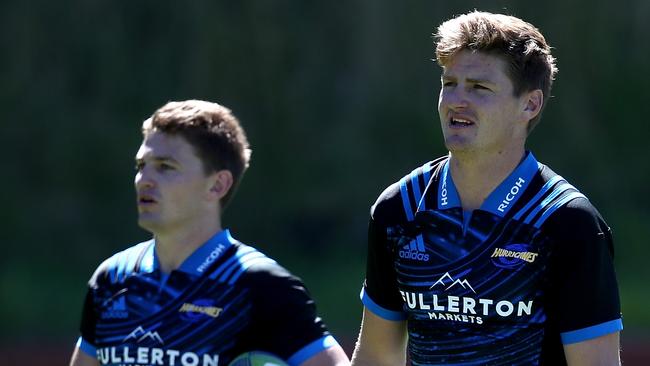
[535,164,610,238]
[214,241,293,286]
[371,156,447,225]
[227,242,313,298]
[89,240,154,287]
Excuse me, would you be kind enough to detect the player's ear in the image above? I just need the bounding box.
[523,89,543,120]
[207,170,233,202]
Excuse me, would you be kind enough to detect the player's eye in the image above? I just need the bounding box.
[442,81,456,87]
[474,84,491,91]
[134,162,144,171]
[158,163,175,172]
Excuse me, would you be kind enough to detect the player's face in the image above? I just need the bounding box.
[134,131,216,235]
[438,50,530,155]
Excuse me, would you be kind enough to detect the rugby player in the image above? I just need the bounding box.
[351,11,622,366]
[69,100,350,366]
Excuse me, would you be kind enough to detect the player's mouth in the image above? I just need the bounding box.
[449,116,476,128]
[137,194,158,206]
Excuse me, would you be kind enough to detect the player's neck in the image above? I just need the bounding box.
[448,146,526,211]
[153,217,223,273]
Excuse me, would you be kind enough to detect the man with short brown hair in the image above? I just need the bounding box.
[351,11,622,366]
[70,100,350,366]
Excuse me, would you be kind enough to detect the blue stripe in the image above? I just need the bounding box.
[227,257,276,284]
[561,319,623,344]
[421,163,432,211]
[77,337,96,357]
[360,288,407,321]
[399,177,415,222]
[523,182,574,225]
[287,335,338,365]
[416,235,425,252]
[512,175,563,221]
[217,251,265,283]
[533,191,586,228]
[410,169,422,209]
[209,246,256,280]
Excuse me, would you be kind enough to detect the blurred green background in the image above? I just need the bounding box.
[1,0,648,364]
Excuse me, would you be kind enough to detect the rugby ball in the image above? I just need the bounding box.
[228,351,289,366]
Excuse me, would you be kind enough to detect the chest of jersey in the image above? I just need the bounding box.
[390,208,555,364]
[91,271,249,366]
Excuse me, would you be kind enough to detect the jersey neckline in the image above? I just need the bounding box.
[432,151,541,217]
[143,229,237,275]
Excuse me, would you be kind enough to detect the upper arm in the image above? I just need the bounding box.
[351,307,407,366]
[546,202,622,342]
[247,264,344,364]
[299,344,350,366]
[563,331,620,366]
[69,345,99,366]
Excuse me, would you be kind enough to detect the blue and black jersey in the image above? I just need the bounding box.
[361,152,622,365]
[77,229,338,366]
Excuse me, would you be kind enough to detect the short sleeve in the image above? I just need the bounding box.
[361,184,408,321]
[545,199,622,344]
[245,264,338,365]
[77,283,99,357]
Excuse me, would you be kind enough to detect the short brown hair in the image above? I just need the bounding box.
[142,100,252,209]
[434,11,558,132]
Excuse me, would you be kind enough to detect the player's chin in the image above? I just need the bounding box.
[444,137,473,152]
[137,216,161,232]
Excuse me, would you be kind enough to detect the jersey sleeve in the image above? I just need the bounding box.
[76,253,117,358]
[245,264,339,365]
[360,183,408,321]
[77,288,98,357]
[544,198,622,344]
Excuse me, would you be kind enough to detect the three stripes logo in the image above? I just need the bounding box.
[398,235,429,262]
[101,294,128,319]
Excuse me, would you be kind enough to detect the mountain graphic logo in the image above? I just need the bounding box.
[123,326,164,345]
[430,272,476,293]
[398,235,429,262]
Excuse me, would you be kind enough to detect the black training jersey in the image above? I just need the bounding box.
[77,229,337,366]
[361,152,622,365]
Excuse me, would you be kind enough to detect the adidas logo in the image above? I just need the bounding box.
[109,296,126,311]
[398,236,429,262]
[101,295,128,319]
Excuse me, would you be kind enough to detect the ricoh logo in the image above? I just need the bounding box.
[491,244,538,269]
[196,244,226,273]
[398,236,429,262]
[96,326,220,365]
[440,175,449,206]
[497,177,525,212]
[400,272,533,325]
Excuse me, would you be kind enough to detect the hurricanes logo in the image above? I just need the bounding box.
[491,244,538,269]
[179,299,223,322]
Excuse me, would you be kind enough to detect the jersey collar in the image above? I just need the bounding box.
[436,151,540,217]
[146,229,236,275]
